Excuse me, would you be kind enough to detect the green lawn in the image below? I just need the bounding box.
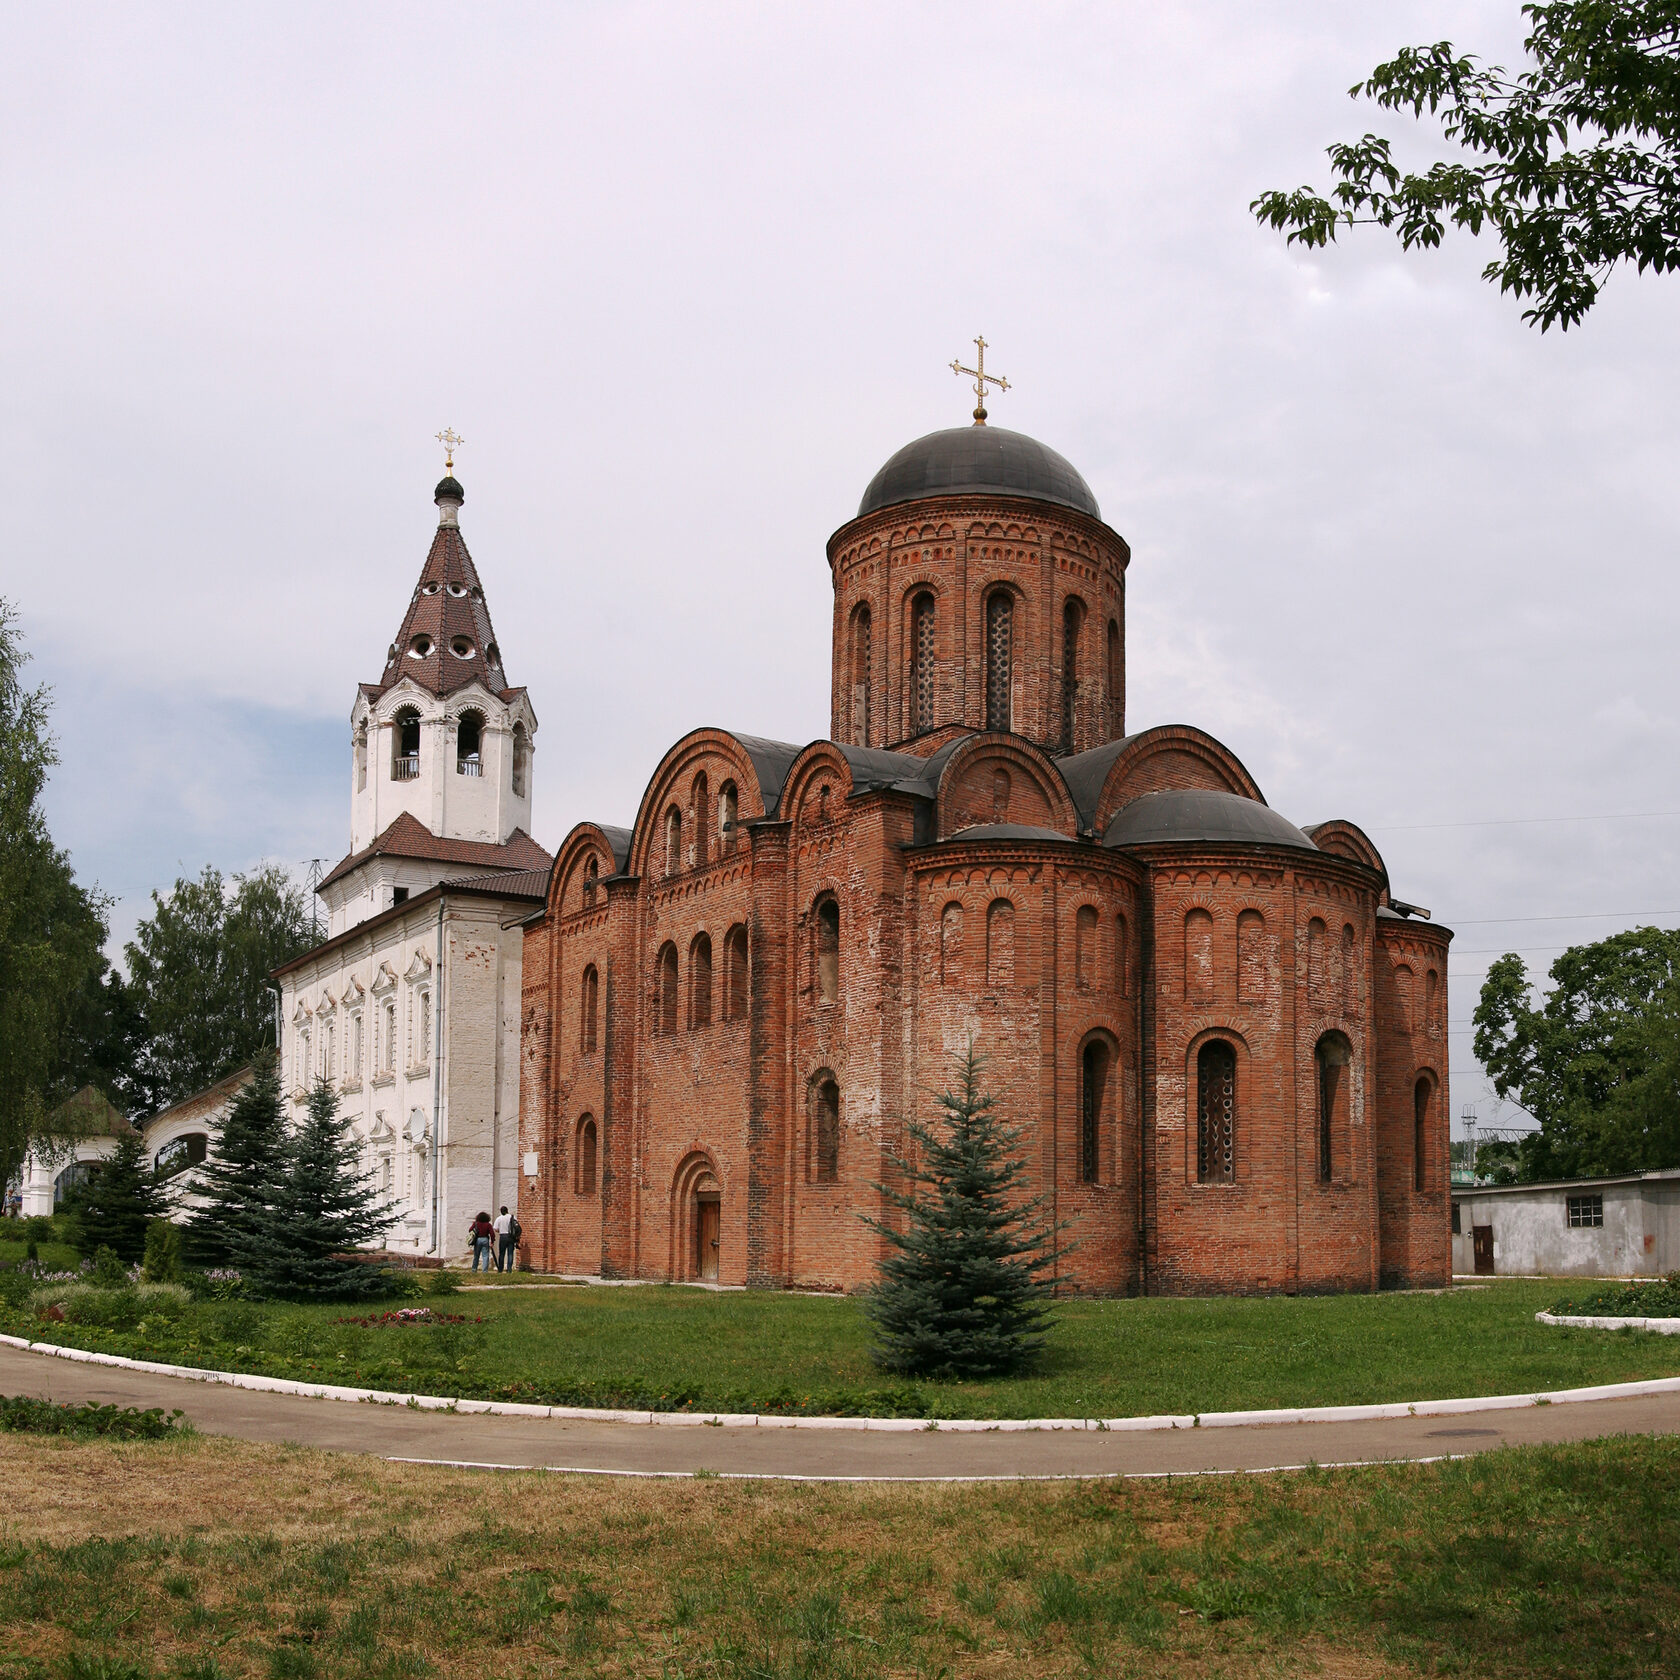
[7,1278,1680,1420]
[4,1430,1678,1678]
[0,1234,81,1274]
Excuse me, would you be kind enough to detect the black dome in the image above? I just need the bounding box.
[1103,790,1319,853]
[858,427,1100,521]
[434,475,465,502]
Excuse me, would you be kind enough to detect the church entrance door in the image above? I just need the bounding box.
[696,1195,720,1282]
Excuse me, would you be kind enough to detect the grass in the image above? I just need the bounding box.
[0,1428,1676,1677]
[0,1235,82,1275]
[7,1277,1680,1420]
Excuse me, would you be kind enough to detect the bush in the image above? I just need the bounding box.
[142,1219,182,1283]
[0,1394,184,1439]
[428,1267,463,1297]
[90,1246,130,1288]
[23,1215,57,1248]
[1554,1272,1680,1317]
[30,1280,190,1328]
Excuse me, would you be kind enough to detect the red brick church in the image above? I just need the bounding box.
[517,389,1452,1295]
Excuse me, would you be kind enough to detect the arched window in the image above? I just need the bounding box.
[1196,1040,1236,1183]
[692,772,709,866]
[1316,1033,1350,1183]
[815,897,840,1005]
[456,710,483,777]
[1115,913,1131,998]
[580,965,598,1054]
[382,1001,396,1073]
[1076,905,1098,988]
[984,591,1013,732]
[1060,597,1084,751]
[511,722,528,796]
[655,943,679,1036]
[719,781,739,854]
[1342,923,1357,1012]
[986,898,1015,988]
[724,924,749,1020]
[1414,1077,1432,1191]
[582,854,599,907]
[577,1116,598,1195]
[155,1133,208,1179]
[689,933,713,1029]
[812,1076,840,1183]
[392,707,421,780]
[850,603,873,746]
[1237,910,1266,1004]
[355,723,368,792]
[1080,1041,1109,1184]
[1185,908,1214,1002]
[940,902,963,984]
[1425,967,1440,1028]
[1395,964,1414,1031]
[665,805,683,876]
[1307,917,1327,999]
[1106,618,1121,736]
[910,592,936,735]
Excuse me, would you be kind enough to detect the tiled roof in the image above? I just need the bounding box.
[367,485,513,702]
[318,811,552,892]
[442,868,550,899]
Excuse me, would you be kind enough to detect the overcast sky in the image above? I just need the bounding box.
[7,2,1678,1134]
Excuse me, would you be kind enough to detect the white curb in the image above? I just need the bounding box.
[1536,1310,1680,1335]
[6,1330,1680,1432]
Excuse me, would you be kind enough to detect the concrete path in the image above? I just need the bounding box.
[5,1343,1677,1481]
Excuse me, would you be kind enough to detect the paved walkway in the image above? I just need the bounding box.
[5,1343,1677,1480]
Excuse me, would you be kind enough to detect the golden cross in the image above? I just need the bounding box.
[950,336,1009,425]
[435,427,465,471]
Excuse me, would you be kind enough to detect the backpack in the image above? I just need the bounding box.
[508,1215,522,1245]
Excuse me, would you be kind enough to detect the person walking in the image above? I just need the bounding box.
[493,1205,518,1273]
[468,1210,495,1272]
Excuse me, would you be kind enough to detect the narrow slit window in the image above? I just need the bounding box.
[1414,1077,1431,1192]
[851,604,872,746]
[689,934,713,1029]
[1316,1035,1350,1184]
[656,943,679,1036]
[724,924,749,1020]
[1060,597,1083,751]
[816,898,840,1005]
[580,964,598,1054]
[1081,1041,1108,1184]
[813,1078,839,1183]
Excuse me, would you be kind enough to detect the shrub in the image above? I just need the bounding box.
[0,1394,183,1439]
[428,1267,464,1297]
[1554,1272,1680,1318]
[30,1281,190,1328]
[23,1215,56,1248]
[142,1219,182,1283]
[91,1246,130,1288]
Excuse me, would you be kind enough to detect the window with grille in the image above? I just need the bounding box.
[1197,1040,1236,1183]
[1566,1193,1603,1228]
[1061,598,1083,751]
[985,592,1012,731]
[911,593,936,734]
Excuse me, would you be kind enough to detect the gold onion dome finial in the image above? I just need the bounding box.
[951,336,1009,426]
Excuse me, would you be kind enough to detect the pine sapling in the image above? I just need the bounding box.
[863,1045,1069,1378]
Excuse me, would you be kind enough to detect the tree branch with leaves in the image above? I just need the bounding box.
[1254,2,1680,329]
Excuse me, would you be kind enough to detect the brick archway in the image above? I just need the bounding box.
[669,1150,722,1282]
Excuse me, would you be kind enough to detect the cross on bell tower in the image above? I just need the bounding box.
[951,336,1009,425]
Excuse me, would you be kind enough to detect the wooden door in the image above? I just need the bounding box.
[696,1198,720,1281]
[1473,1225,1494,1276]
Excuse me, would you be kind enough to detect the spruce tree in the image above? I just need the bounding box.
[65,1124,164,1264]
[182,1050,288,1268]
[863,1046,1066,1378]
[244,1074,397,1300]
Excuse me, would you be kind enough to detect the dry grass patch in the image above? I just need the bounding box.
[0,1433,1675,1679]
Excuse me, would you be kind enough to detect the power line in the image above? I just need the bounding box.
[1446,909,1680,926]
[1369,810,1680,833]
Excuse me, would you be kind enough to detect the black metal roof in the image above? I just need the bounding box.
[1103,789,1318,852]
[858,427,1101,521]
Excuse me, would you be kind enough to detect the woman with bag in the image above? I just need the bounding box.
[468,1210,495,1272]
